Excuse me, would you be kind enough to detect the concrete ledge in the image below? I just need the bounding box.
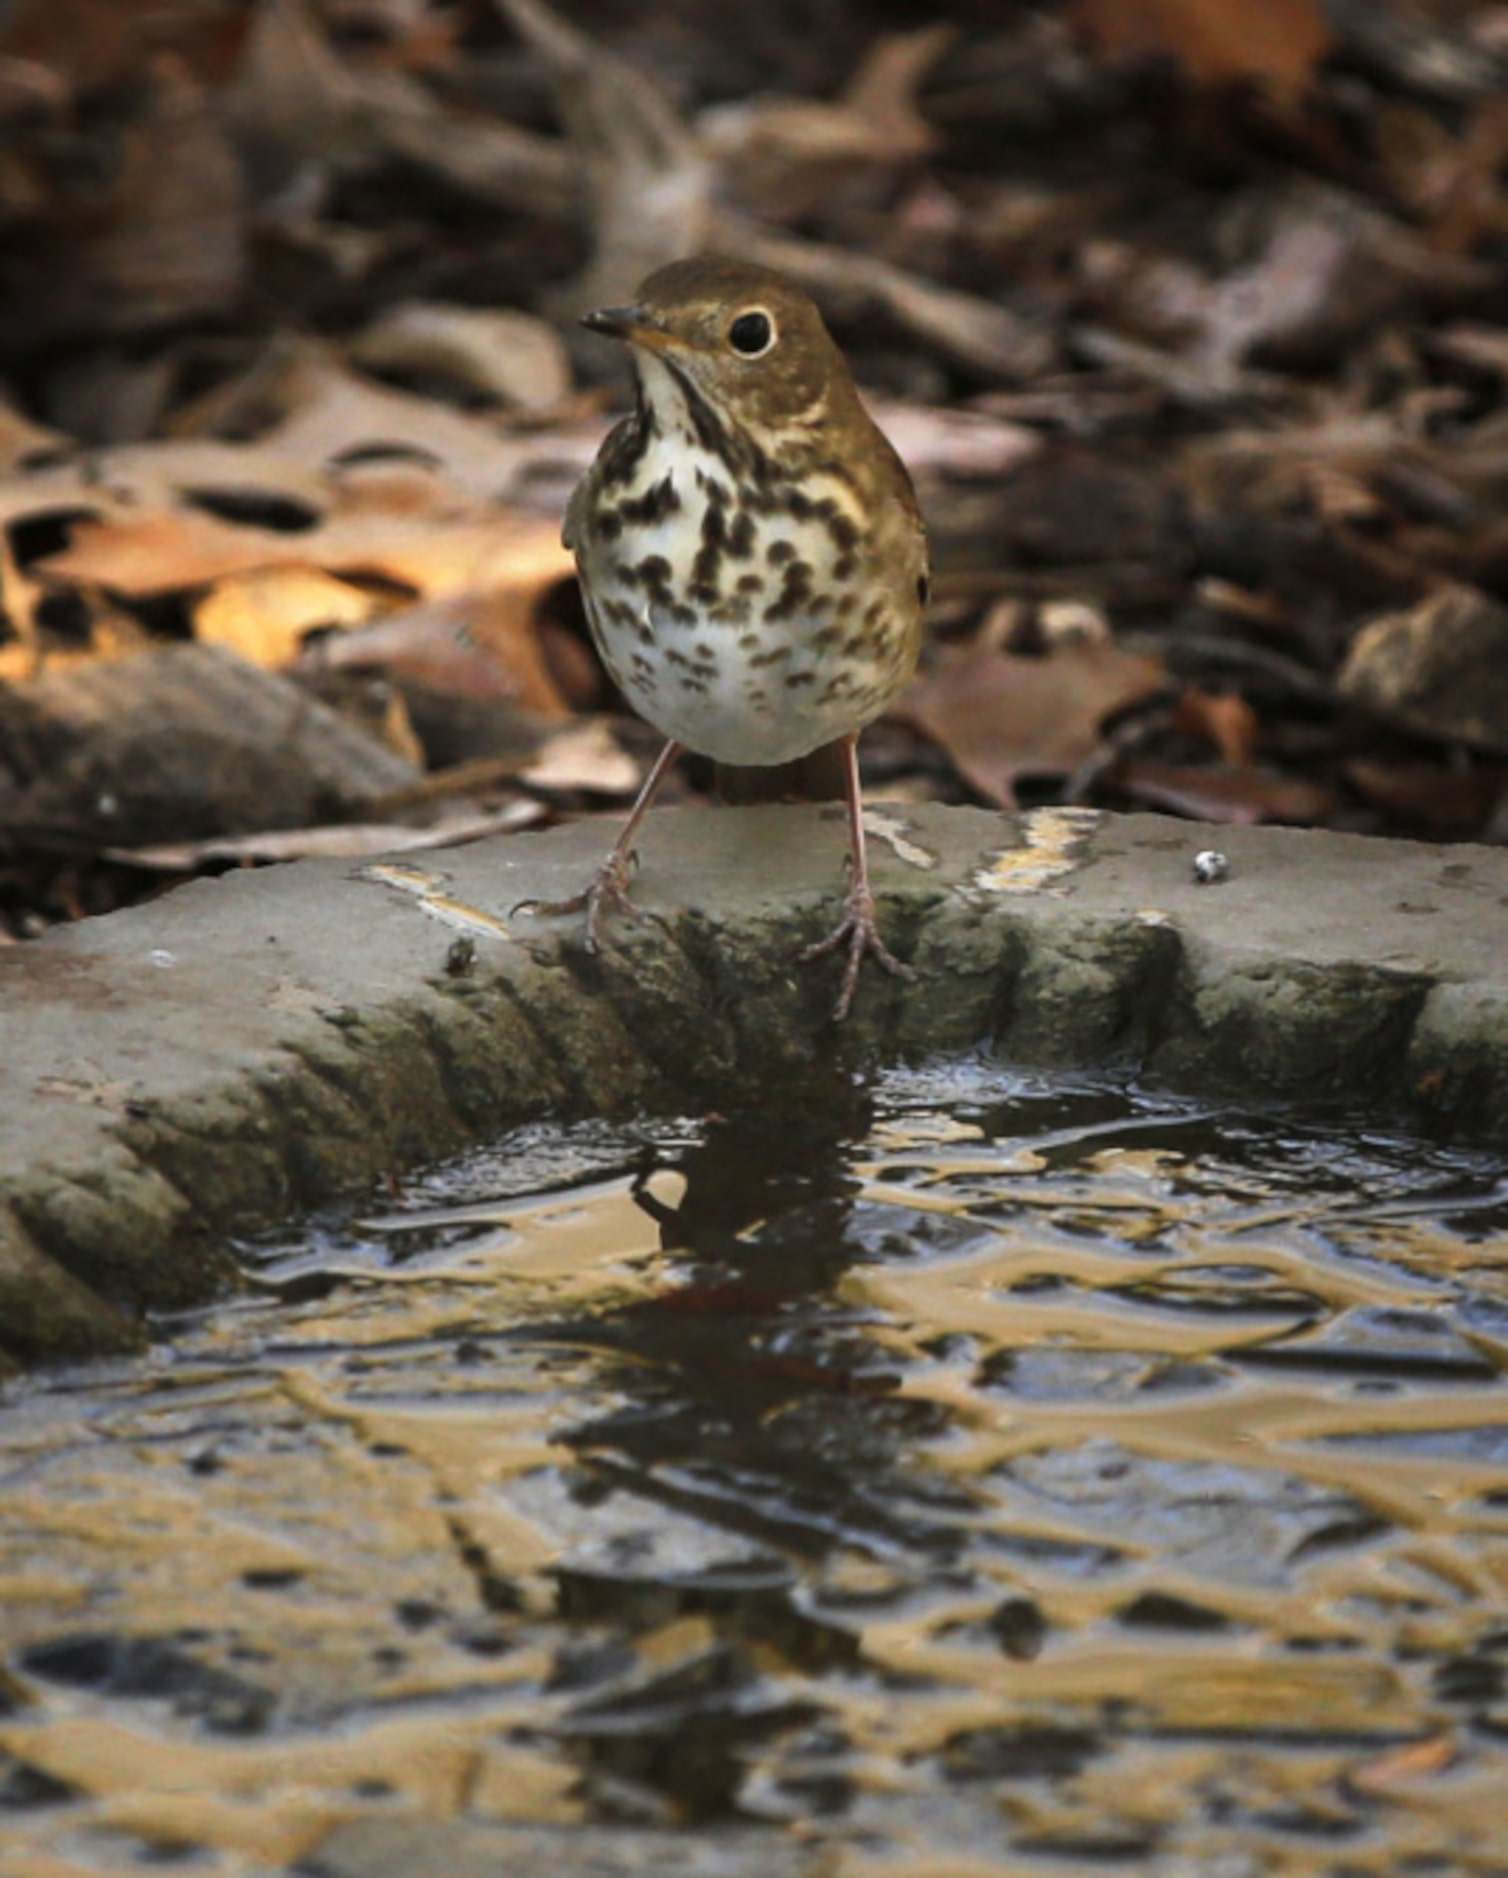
[3,803,1506,1371]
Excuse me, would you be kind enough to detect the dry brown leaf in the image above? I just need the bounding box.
[316,513,573,601]
[0,468,118,538]
[1173,687,1260,766]
[173,337,602,503]
[1194,580,1291,630]
[0,398,67,476]
[321,460,472,521]
[699,25,949,221]
[39,506,571,608]
[518,719,641,796]
[0,527,43,670]
[0,0,247,94]
[701,100,914,222]
[1072,324,1278,406]
[1432,322,1508,378]
[58,52,247,339]
[1378,96,1508,254]
[1119,760,1333,825]
[902,640,1165,807]
[1084,197,1419,399]
[223,0,363,184]
[1195,214,1352,377]
[256,347,568,498]
[96,440,330,517]
[1347,759,1504,835]
[1071,0,1333,104]
[1339,586,1508,755]
[312,587,570,716]
[843,23,956,138]
[499,0,713,314]
[742,225,1055,383]
[867,401,1042,482]
[37,508,292,595]
[194,567,382,667]
[365,70,576,220]
[0,602,149,682]
[351,303,573,414]
[1077,238,1212,349]
[1181,413,1431,516]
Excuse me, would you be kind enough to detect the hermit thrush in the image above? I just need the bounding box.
[528,256,929,1019]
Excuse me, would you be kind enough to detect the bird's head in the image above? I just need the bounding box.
[582,256,852,435]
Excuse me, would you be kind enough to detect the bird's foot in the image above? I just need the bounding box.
[514,850,653,952]
[799,879,916,1022]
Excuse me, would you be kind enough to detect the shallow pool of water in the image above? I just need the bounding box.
[3,1063,1508,1875]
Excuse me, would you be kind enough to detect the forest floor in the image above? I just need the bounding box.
[1,0,1506,934]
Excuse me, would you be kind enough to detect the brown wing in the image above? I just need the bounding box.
[859,403,927,579]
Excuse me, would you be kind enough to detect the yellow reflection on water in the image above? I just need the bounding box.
[2,1076,1508,1873]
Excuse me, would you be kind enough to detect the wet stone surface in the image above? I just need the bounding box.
[3,1061,1508,1875]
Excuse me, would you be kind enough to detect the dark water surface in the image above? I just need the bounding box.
[3,1062,1508,1874]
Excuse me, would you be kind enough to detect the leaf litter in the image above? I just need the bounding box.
[1,0,1507,931]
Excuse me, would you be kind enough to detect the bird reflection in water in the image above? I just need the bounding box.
[553,1067,960,1564]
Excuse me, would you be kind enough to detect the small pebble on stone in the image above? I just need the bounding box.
[1193,850,1230,885]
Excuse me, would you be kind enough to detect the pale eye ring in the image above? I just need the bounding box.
[727,308,776,357]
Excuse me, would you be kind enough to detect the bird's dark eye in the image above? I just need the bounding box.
[728,309,775,357]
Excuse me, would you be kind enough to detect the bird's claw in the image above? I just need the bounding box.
[513,851,657,952]
[799,884,916,1022]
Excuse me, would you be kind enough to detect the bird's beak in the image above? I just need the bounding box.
[581,304,680,351]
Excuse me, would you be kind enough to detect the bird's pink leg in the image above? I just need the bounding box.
[799,735,917,1021]
[518,739,683,950]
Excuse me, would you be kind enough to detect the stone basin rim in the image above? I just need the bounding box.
[2,801,1506,1374]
